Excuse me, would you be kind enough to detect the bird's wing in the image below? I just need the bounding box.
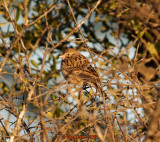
[61,53,99,83]
[72,54,100,83]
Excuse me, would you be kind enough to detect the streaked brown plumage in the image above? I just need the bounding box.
[60,48,109,98]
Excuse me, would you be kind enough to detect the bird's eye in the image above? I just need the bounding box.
[67,53,70,56]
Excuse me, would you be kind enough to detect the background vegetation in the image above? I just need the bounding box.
[0,0,159,141]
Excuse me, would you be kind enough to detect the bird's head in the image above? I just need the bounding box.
[60,48,78,59]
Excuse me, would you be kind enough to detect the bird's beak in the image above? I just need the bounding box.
[59,54,65,59]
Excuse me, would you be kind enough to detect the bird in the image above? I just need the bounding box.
[60,48,109,99]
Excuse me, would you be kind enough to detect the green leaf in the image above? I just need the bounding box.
[0,48,5,54]
[138,31,144,38]
[34,23,41,31]
[51,56,57,71]
[145,31,154,41]
[58,33,63,40]
[31,60,39,68]
[16,7,21,21]
[146,42,158,58]
[53,107,64,118]
[109,2,117,10]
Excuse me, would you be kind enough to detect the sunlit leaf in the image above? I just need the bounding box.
[31,60,39,68]
[138,31,144,38]
[0,22,8,26]
[4,86,10,92]
[34,23,41,31]
[34,31,39,37]
[95,16,100,23]
[109,2,117,9]
[147,42,159,59]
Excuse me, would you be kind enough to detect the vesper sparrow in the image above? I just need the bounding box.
[60,48,109,99]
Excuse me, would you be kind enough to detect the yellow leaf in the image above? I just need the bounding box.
[4,86,10,92]
[147,42,159,59]
[98,60,104,65]
[0,22,8,26]
[31,60,39,68]
[46,112,53,118]
[95,16,100,22]
[0,83,3,88]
